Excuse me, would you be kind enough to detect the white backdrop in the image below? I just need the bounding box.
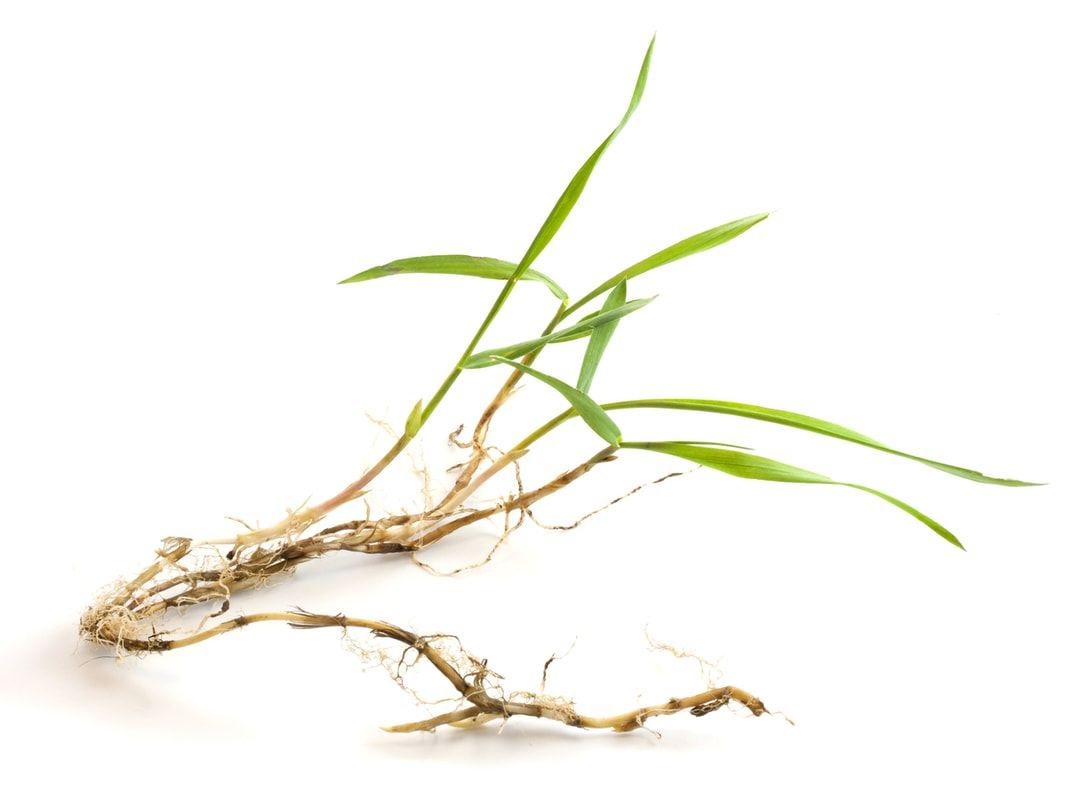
[2,1,1064,797]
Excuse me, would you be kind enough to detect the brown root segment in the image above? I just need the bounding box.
[85,608,770,734]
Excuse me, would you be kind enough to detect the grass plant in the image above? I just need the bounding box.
[82,37,1035,734]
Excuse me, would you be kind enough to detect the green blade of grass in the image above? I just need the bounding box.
[419,36,656,424]
[563,213,769,319]
[511,36,655,278]
[654,440,752,450]
[576,281,627,393]
[463,296,654,368]
[339,255,568,302]
[621,440,963,548]
[492,358,621,445]
[602,399,1039,486]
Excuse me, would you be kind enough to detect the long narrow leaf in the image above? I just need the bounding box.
[464,296,654,368]
[577,281,627,392]
[509,36,655,280]
[339,255,568,302]
[655,439,753,450]
[493,358,621,445]
[621,441,963,548]
[600,399,1037,486]
[418,38,656,423]
[563,212,769,318]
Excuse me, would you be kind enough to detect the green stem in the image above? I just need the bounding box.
[483,300,570,404]
[420,279,525,424]
[346,279,562,505]
[514,408,575,450]
[326,263,563,514]
[309,434,411,517]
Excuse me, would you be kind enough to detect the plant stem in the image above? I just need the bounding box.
[321,272,567,523]
[433,301,572,508]
[414,446,617,548]
[308,434,411,518]
[420,260,567,428]
[515,408,575,450]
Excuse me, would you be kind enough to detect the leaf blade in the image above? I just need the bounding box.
[420,36,656,423]
[464,296,655,368]
[842,484,964,549]
[576,280,627,392]
[622,441,832,482]
[621,441,963,548]
[602,398,1037,487]
[564,212,769,318]
[493,358,621,445]
[339,255,568,302]
[510,36,655,279]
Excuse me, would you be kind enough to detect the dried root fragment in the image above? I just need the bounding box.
[83,607,774,734]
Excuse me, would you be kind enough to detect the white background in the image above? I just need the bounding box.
[2,1,1064,797]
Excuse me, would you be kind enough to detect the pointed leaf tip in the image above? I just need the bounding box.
[598,397,1036,487]
[507,36,656,280]
[621,441,965,548]
[404,399,424,439]
[563,213,770,318]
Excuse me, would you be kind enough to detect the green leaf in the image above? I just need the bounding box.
[404,399,423,439]
[577,280,627,392]
[600,399,1038,487]
[509,36,655,281]
[492,358,621,445]
[621,441,964,548]
[563,213,770,318]
[339,255,568,302]
[419,37,656,424]
[653,440,753,450]
[464,296,655,368]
